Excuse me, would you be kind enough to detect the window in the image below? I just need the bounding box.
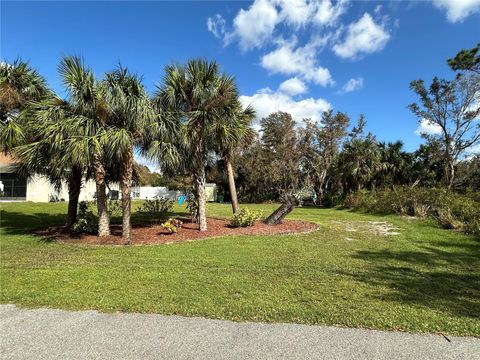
[0,173,27,200]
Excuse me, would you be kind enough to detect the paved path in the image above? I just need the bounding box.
[1,304,478,360]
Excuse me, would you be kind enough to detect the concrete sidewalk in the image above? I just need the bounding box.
[1,304,478,360]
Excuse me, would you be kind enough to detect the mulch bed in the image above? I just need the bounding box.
[36,218,319,246]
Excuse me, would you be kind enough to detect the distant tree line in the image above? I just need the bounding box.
[207,44,480,204]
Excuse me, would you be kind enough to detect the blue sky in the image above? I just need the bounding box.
[1,0,479,155]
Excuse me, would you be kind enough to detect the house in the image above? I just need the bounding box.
[0,153,217,202]
[0,153,106,202]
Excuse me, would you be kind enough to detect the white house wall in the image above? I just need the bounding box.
[26,175,118,203]
[25,175,53,202]
[23,176,217,203]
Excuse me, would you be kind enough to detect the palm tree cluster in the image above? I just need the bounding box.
[0,57,255,242]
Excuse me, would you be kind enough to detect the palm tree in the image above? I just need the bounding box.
[58,56,111,236]
[156,59,238,231]
[0,60,49,152]
[13,95,86,228]
[339,134,384,192]
[214,101,255,214]
[0,60,86,228]
[103,66,176,243]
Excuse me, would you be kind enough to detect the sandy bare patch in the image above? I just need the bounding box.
[331,220,401,236]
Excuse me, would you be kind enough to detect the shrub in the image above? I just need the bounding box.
[73,201,98,234]
[108,199,122,218]
[185,192,199,223]
[138,196,174,218]
[161,218,183,233]
[230,208,263,227]
[343,186,480,236]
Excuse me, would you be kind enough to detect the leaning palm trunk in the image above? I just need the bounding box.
[120,146,133,243]
[226,156,239,214]
[65,165,83,229]
[264,195,297,225]
[93,152,110,236]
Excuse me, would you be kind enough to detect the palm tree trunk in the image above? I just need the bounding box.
[195,166,207,231]
[93,152,110,237]
[226,156,239,214]
[121,146,133,243]
[65,166,83,229]
[193,137,208,231]
[265,195,297,225]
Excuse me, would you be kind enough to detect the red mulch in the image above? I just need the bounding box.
[36,218,319,246]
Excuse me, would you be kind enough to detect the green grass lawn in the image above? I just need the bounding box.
[1,201,479,336]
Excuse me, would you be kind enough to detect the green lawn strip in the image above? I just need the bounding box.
[1,202,479,336]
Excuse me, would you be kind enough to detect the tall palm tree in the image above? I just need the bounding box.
[59,56,111,236]
[103,66,177,243]
[339,134,384,192]
[0,60,86,228]
[214,101,255,214]
[13,95,86,228]
[0,60,49,152]
[156,59,238,231]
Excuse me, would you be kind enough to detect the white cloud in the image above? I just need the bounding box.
[333,13,390,59]
[313,0,348,26]
[213,0,349,51]
[207,14,226,39]
[340,77,364,93]
[227,0,280,51]
[261,38,334,86]
[278,77,308,95]
[415,119,443,136]
[278,0,314,27]
[240,87,331,125]
[433,0,480,23]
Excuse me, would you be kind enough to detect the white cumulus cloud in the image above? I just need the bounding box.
[278,77,308,95]
[340,77,364,93]
[207,14,226,38]
[415,119,443,136]
[212,0,349,51]
[278,0,315,27]
[333,13,390,59]
[261,38,334,86]
[227,0,280,51]
[240,87,331,125]
[313,0,349,26]
[433,0,480,23]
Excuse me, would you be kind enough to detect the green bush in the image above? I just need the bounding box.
[108,199,122,218]
[186,192,199,222]
[73,201,98,234]
[230,208,263,227]
[137,196,174,218]
[344,186,480,236]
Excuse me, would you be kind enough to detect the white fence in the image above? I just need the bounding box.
[131,184,217,202]
[131,186,180,200]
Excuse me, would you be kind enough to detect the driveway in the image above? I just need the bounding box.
[1,304,478,360]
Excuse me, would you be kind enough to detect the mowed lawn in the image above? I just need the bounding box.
[0,201,479,336]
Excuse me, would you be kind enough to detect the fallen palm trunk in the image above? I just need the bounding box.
[264,195,297,225]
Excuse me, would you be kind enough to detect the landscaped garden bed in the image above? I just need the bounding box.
[36,217,319,245]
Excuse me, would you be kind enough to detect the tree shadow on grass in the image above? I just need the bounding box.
[0,210,66,235]
[0,208,191,238]
[344,242,480,319]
